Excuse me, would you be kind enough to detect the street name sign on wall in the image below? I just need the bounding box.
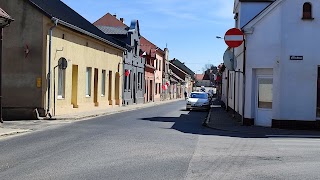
[224,28,244,48]
[290,56,303,60]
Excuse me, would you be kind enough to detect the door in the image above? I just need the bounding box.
[115,72,120,105]
[71,65,78,108]
[133,73,136,103]
[93,68,98,106]
[255,76,273,127]
[108,71,112,105]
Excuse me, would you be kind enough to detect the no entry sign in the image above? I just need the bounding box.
[224,28,244,48]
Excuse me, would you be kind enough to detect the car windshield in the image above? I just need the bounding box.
[190,93,208,99]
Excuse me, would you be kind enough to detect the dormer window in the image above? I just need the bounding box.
[134,40,138,56]
[302,2,313,20]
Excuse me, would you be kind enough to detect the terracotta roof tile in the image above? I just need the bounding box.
[94,13,127,27]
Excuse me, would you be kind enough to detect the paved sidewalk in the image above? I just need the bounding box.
[54,98,183,120]
[0,98,184,138]
[205,100,320,137]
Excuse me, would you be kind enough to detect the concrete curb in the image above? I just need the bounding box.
[54,98,184,121]
[0,128,31,137]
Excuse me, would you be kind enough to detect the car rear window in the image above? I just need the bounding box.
[190,93,208,99]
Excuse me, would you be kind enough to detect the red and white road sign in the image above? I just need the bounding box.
[224,28,244,48]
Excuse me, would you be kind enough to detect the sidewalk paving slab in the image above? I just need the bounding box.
[206,106,320,137]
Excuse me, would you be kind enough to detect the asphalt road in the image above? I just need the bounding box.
[0,100,208,180]
[1,100,320,180]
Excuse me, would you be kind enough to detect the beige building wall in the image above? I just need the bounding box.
[43,20,124,116]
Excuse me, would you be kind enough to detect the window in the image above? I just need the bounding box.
[155,59,158,70]
[58,68,66,98]
[258,78,273,109]
[124,69,128,90]
[86,67,92,97]
[190,93,208,99]
[302,2,313,19]
[141,73,143,90]
[134,40,138,56]
[138,72,141,89]
[155,83,158,94]
[128,73,131,90]
[101,70,106,96]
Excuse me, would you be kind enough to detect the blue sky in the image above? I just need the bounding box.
[61,0,234,73]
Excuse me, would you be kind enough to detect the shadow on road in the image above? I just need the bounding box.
[139,110,269,138]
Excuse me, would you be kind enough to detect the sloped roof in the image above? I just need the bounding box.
[140,36,157,57]
[94,13,128,28]
[195,74,210,80]
[170,59,195,76]
[97,26,128,35]
[195,74,204,80]
[27,0,126,49]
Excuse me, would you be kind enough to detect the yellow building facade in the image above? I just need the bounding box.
[46,22,124,116]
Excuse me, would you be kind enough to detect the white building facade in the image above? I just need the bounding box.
[222,0,320,129]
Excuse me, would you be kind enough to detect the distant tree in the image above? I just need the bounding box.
[202,64,218,86]
[202,64,217,74]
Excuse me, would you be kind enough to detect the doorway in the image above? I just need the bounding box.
[150,80,153,102]
[108,71,112,105]
[317,67,320,118]
[115,72,120,105]
[133,73,136,104]
[71,65,78,108]
[255,76,273,127]
[93,68,98,106]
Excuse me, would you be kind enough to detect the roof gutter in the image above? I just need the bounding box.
[51,17,126,51]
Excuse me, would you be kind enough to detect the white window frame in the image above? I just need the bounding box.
[58,68,66,99]
[101,70,106,96]
[86,67,92,97]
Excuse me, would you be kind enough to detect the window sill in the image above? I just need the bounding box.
[86,95,91,98]
[57,96,65,100]
[101,95,105,97]
[302,17,314,20]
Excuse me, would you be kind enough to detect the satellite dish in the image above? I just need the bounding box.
[223,49,235,71]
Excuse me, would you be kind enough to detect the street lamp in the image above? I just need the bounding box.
[0,8,14,123]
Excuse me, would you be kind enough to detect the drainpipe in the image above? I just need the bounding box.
[242,38,247,125]
[46,18,58,118]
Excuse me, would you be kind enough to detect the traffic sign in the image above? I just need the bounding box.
[224,28,244,48]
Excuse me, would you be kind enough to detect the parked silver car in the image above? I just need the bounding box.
[186,92,210,111]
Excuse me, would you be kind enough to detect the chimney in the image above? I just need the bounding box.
[120,18,124,23]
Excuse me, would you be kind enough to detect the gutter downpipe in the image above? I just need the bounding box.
[46,18,58,118]
[241,38,246,126]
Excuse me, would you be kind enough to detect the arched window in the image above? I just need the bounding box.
[303,2,313,19]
